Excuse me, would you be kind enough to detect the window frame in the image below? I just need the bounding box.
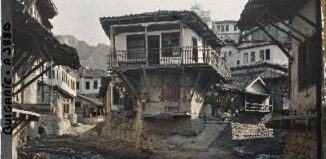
[243,53,248,64]
[93,80,98,89]
[86,81,90,90]
[260,50,265,61]
[250,51,255,62]
[265,49,271,60]
[161,32,180,57]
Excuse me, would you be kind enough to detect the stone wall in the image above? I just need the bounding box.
[231,122,273,140]
[231,112,273,140]
[285,129,317,159]
[139,70,207,118]
[23,85,76,139]
[141,119,229,151]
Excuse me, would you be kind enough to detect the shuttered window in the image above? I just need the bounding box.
[298,33,318,90]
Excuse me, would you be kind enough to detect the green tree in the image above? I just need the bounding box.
[190,2,211,24]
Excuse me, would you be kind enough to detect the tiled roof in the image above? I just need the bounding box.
[230,62,288,72]
[238,0,309,30]
[216,63,288,92]
[77,94,104,106]
[100,10,223,48]
[216,76,255,92]
[77,67,108,78]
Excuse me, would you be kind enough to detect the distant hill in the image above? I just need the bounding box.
[56,35,110,70]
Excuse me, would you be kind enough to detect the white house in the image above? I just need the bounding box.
[36,65,78,135]
[43,65,78,97]
[212,20,241,44]
[77,67,108,95]
[223,41,288,67]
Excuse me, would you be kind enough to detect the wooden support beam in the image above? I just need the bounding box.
[13,60,46,88]
[267,21,302,42]
[12,120,22,130]
[189,70,203,101]
[13,103,55,114]
[259,25,294,61]
[124,74,141,88]
[23,0,37,13]
[13,51,31,73]
[200,75,217,95]
[270,1,317,28]
[13,121,31,138]
[118,72,140,98]
[13,63,56,96]
[266,11,310,40]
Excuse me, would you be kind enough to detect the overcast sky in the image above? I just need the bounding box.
[52,0,247,46]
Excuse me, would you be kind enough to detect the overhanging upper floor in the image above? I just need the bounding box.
[100,10,223,48]
[107,46,231,78]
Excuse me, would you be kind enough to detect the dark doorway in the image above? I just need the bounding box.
[192,37,198,63]
[148,35,160,65]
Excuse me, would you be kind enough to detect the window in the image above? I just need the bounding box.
[62,71,64,81]
[251,52,255,62]
[221,25,225,32]
[75,102,81,107]
[237,60,240,65]
[298,33,318,90]
[226,25,229,32]
[260,50,265,61]
[77,81,79,90]
[243,53,248,64]
[63,104,69,114]
[126,34,145,59]
[217,25,220,32]
[93,80,98,89]
[57,70,59,80]
[86,81,90,90]
[162,32,180,57]
[228,51,232,56]
[48,70,54,79]
[265,49,271,60]
[234,24,238,31]
[52,70,55,79]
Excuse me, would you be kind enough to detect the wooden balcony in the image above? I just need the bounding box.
[245,103,273,113]
[107,46,231,78]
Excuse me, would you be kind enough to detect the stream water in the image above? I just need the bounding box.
[17,136,283,159]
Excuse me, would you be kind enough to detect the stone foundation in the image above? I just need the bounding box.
[285,129,318,159]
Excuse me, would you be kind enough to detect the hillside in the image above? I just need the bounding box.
[56,35,110,70]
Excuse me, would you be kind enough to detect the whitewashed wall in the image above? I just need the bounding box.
[225,44,288,67]
[43,65,77,97]
[77,77,102,95]
[113,22,208,63]
[212,21,241,43]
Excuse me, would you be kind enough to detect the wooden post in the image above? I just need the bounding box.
[180,23,184,64]
[145,25,148,66]
[41,63,44,102]
[50,58,54,103]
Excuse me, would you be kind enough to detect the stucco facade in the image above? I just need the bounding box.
[223,42,288,67]
[212,20,241,44]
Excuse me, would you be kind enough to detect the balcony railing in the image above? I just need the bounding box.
[107,46,231,78]
[245,103,273,112]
